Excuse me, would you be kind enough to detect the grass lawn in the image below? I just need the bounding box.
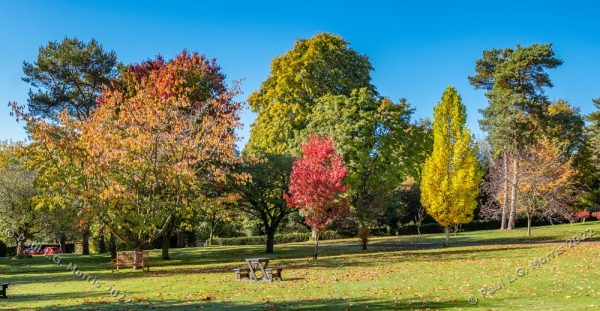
[1,222,599,310]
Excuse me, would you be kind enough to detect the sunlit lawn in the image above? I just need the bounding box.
[1,222,599,310]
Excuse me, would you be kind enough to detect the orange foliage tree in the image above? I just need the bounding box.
[78,51,241,250]
[518,138,577,236]
[18,51,241,251]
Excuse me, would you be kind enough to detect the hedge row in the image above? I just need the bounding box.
[394,218,583,235]
[209,218,587,246]
[211,230,341,246]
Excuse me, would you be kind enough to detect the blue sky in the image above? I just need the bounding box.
[1,1,599,148]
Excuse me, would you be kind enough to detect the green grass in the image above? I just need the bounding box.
[1,222,599,310]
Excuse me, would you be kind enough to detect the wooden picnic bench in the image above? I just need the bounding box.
[264,267,283,281]
[233,258,283,282]
[111,251,149,272]
[233,267,250,280]
[0,283,8,299]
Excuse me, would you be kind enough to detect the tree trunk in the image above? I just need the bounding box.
[109,234,117,260]
[501,153,509,230]
[417,207,425,235]
[81,228,90,255]
[59,233,67,252]
[207,225,215,246]
[15,234,26,257]
[161,232,170,260]
[527,216,532,237]
[313,230,320,260]
[98,235,107,254]
[177,231,185,248]
[265,230,275,253]
[444,227,450,247]
[507,157,519,230]
[358,227,370,250]
[453,225,458,236]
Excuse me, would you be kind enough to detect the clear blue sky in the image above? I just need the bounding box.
[1,1,599,148]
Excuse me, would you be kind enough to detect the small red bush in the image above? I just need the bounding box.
[575,210,591,222]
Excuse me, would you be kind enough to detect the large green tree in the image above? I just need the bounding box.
[469,44,562,229]
[421,87,481,246]
[302,88,414,249]
[246,33,375,154]
[0,143,40,257]
[232,154,294,253]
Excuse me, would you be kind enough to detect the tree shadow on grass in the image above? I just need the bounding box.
[2,233,578,278]
[0,243,538,286]
[3,230,594,286]
[103,245,537,278]
[4,290,107,304]
[15,296,487,310]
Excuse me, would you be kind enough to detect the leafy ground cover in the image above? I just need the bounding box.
[1,222,599,310]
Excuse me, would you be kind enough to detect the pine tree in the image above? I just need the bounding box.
[469,44,562,230]
[421,87,481,246]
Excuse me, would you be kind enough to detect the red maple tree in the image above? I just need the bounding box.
[284,135,348,259]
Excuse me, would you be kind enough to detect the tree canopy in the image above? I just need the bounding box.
[469,44,562,154]
[421,87,481,245]
[0,143,39,257]
[301,88,416,248]
[231,153,294,253]
[284,135,348,259]
[246,33,375,154]
[21,37,117,121]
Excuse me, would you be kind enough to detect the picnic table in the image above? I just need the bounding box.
[1,283,8,299]
[246,258,269,281]
[233,258,282,282]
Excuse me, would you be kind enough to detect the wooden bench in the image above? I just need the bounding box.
[233,268,250,281]
[0,283,8,299]
[111,251,149,272]
[264,267,283,281]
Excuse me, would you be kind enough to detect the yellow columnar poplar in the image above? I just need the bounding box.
[421,87,481,246]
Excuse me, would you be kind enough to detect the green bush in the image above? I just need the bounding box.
[212,230,341,246]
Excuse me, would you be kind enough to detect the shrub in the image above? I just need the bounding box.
[575,210,590,222]
[591,212,600,220]
[211,231,341,246]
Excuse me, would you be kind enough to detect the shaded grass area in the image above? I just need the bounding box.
[1,222,599,310]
